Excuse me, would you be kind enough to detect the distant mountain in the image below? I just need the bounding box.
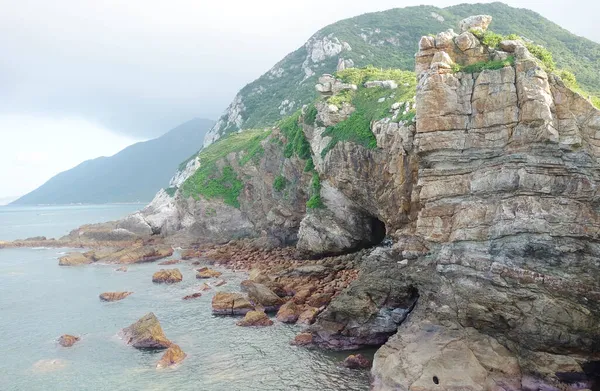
[11,118,214,205]
[204,2,600,146]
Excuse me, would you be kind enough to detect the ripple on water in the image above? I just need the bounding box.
[0,248,371,391]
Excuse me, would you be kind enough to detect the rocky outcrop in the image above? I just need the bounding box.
[121,313,171,349]
[182,292,202,300]
[156,344,186,368]
[152,269,183,284]
[59,245,173,265]
[99,291,133,302]
[211,292,254,315]
[236,310,274,327]
[368,15,600,390]
[58,335,80,347]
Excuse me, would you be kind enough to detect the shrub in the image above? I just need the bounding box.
[525,43,555,71]
[558,69,579,90]
[164,187,177,197]
[304,158,315,172]
[457,56,515,74]
[273,175,288,191]
[481,31,505,48]
[306,172,324,209]
[305,104,318,126]
[279,111,312,160]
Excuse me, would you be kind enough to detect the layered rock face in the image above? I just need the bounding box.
[368,16,600,390]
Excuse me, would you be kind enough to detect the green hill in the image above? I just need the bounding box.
[204,2,600,144]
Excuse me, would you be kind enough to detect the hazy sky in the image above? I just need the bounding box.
[0,0,598,200]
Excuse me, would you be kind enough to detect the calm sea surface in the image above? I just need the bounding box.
[0,205,370,390]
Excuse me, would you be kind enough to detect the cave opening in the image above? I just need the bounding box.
[369,216,387,246]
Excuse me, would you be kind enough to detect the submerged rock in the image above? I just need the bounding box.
[156,344,186,368]
[121,312,171,349]
[342,354,370,369]
[152,269,183,284]
[115,266,128,272]
[236,310,274,327]
[99,291,133,302]
[158,259,180,265]
[240,280,284,311]
[182,292,202,300]
[290,332,313,346]
[58,252,92,266]
[58,335,80,347]
[211,292,254,315]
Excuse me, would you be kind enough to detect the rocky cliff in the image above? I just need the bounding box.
[110,14,600,390]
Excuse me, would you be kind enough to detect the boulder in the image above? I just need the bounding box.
[156,344,186,368]
[236,310,274,327]
[152,269,183,284]
[458,15,493,33]
[342,354,371,369]
[276,301,302,323]
[306,292,332,308]
[196,267,222,279]
[240,280,284,311]
[121,312,171,349]
[99,291,133,302]
[58,335,80,347]
[58,252,91,266]
[211,292,254,315]
[182,292,202,300]
[297,307,320,325]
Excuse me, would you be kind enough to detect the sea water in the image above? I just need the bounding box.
[0,205,370,390]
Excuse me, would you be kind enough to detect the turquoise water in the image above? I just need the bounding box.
[0,204,146,241]
[0,206,370,390]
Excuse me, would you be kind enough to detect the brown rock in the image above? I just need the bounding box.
[156,344,187,368]
[58,335,80,347]
[158,259,180,265]
[121,312,171,349]
[236,310,274,327]
[182,292,202,300]
[115,266,128,272]
[342,354,371,369]
[211,292,254,315]
[58,252,92,266]
[306,293,332,308]
[102,245,174,264]
[199,283,211,291]
[152,269,183,284]
[240,280,284,311]
[297,307,320,325]
[292,289,312,305]
[276,301,302,323]
[291,332,313,346]
[99,291,133,302]
[196,268,222,279]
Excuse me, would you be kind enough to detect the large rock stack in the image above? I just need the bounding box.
[367,15,600,390]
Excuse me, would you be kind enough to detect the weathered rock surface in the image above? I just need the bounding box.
[152,269,183,284]
[211,292,254,315]
[121,313,171,349]
[99,291,133,302]
[58,252,92,266]
[158,259,180,265]
[236,310,274,327]
[156,344,187,368]
[182,292,202,300]
[58,335,80,347]
[240,280,284,311]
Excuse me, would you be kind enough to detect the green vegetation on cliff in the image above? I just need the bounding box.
[321,67,416,157]
[180,130,270,207]
[306,172,324,209]
[279,111,312,160]
[210,2,600,140]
